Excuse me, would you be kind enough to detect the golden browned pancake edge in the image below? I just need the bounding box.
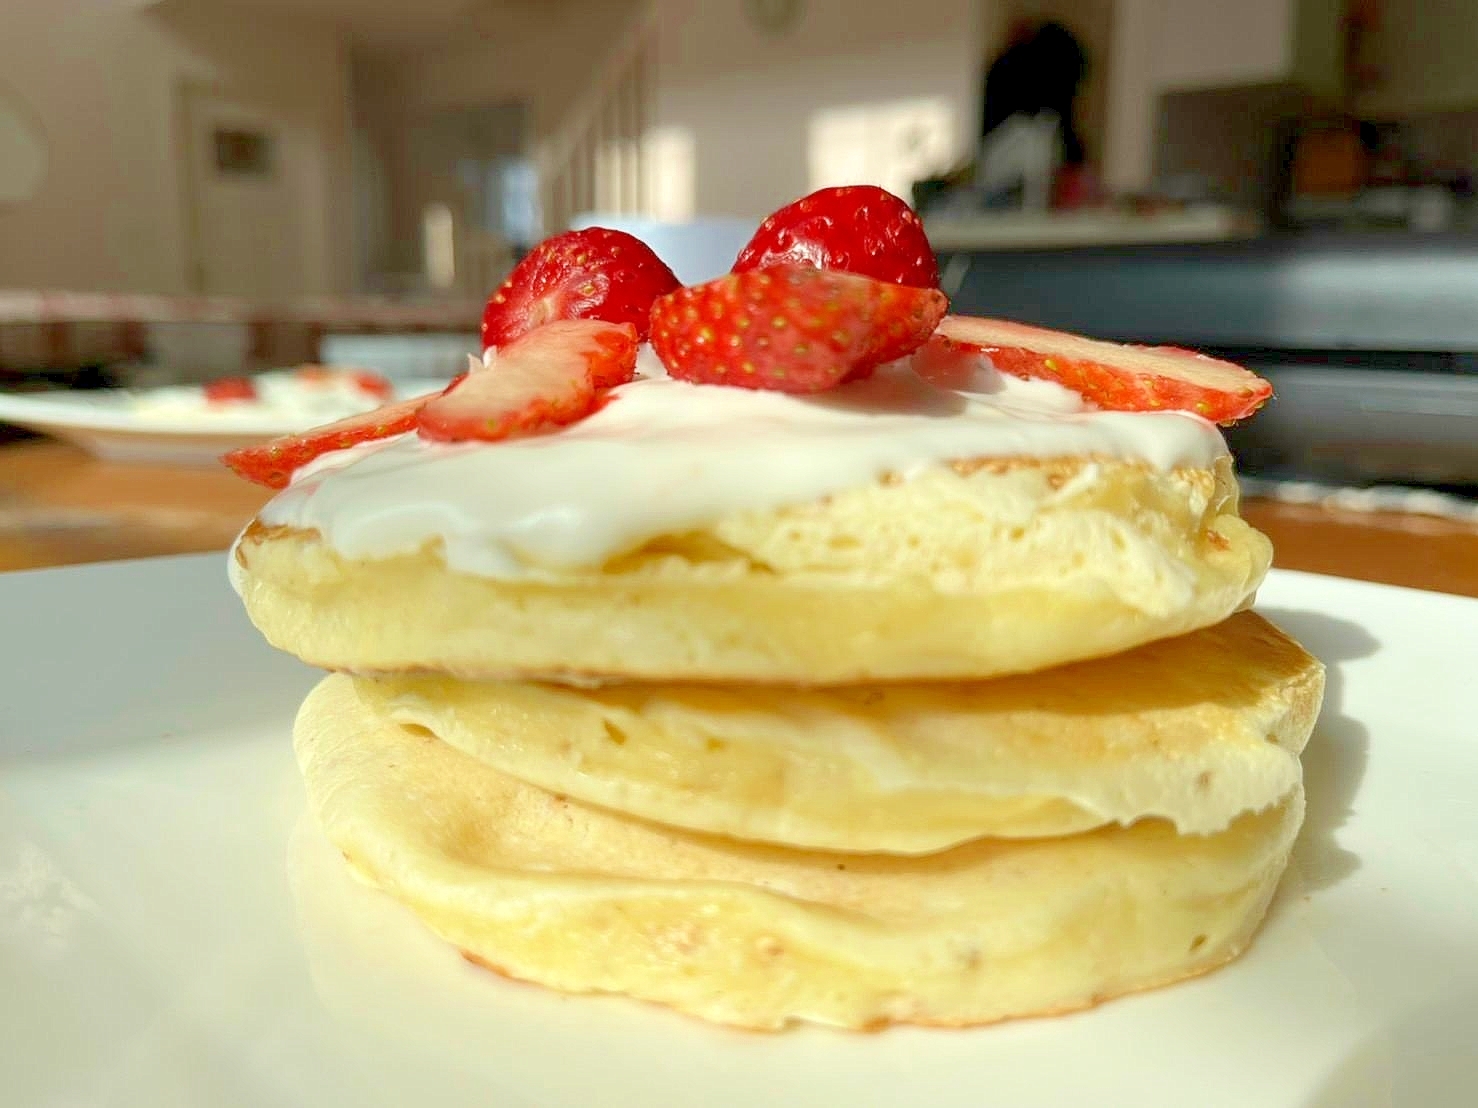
[238,454,1271,684]
[358,610,1322,852]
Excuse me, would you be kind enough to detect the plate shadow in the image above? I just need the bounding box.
[1257,607,1378,894]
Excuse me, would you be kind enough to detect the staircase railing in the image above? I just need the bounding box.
[536,1,659,235]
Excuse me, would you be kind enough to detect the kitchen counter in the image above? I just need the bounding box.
[924,207,1258,253]
[2,440,1476,596]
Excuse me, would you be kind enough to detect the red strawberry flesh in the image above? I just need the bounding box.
[418,319,637,443]
[349,370,394,400]
[733,185,940,289]
[204,376,256,402]
[221,392,436,489]
[650,265,947,394]
[482,227,679,349]
[930,316,1272,423]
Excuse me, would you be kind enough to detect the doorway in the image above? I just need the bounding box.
[179,85,308,297]
[357,97,531,298]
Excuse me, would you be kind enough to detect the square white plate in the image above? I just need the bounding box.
[2,557,1475,1107]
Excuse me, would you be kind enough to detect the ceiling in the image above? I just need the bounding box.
[148,0,590,51]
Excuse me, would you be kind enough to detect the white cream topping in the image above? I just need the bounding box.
[255,347,1228,578]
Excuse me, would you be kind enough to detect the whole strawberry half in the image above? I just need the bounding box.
[419,319,638,443]
[222,392,439,489]
[923,316,1273,423]
[733,185,940,289]
[650,265,947,394]
[481,227,679,349]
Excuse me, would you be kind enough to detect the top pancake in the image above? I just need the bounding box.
[234,453,1270,684]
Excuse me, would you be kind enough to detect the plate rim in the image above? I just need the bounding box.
[0,378,447,438]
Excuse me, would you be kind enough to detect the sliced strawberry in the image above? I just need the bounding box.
[418,319,637,443]
[733,185,940,290]
[928,316,1273,423]
[221,393,436,489]
[482,228,680,349]
[349,369,393,401]
[294,365,394,400]
[203,376,256,403]
[649,265,947,394]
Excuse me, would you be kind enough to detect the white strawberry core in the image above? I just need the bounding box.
[937,316,1261,392]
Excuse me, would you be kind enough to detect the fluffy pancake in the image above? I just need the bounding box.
[297,674,1304,1031]
[237,454,1270,683]
[357,611,1321,853]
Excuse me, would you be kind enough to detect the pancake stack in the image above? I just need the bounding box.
[235,430,1321,1031]
[228,188,1321,1030]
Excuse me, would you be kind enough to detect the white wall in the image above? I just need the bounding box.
[652,0,985,217]
[0,0,353,294]
[1102,0,1294,192]
[1102,0,1161,194]
[1154,0,1293,92]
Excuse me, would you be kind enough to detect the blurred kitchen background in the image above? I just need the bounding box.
[3,0,1478,499]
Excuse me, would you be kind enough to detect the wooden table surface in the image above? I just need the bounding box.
[3,439,1477,596]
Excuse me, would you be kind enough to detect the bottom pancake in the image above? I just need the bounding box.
[296,674,1305,1032]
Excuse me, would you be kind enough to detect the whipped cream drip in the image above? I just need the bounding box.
[255,347,1228,578]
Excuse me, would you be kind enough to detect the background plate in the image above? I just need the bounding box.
[2,557,1475,1107]
[0,380,443,464]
